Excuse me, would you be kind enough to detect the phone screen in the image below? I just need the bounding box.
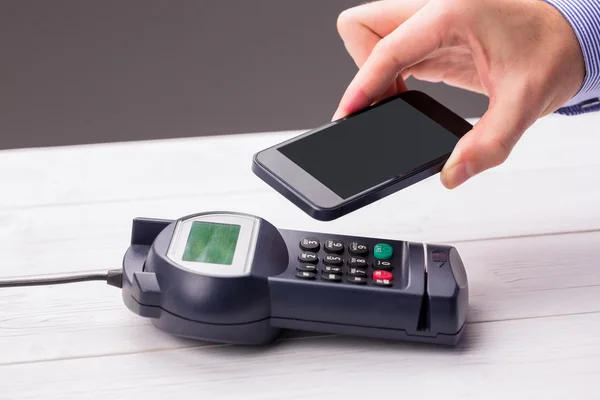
[278,98,460,199]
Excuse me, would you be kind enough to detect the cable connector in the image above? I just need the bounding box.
[106,269,123,288]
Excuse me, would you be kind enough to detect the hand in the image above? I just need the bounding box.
[333,0,585,189]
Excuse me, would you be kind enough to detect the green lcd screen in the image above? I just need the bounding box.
[182,222,241,265]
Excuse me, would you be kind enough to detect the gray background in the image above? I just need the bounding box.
[0,0,488,150]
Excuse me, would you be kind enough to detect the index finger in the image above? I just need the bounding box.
[333,4,444,119]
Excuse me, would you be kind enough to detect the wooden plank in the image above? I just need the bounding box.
[0,114,599,279]
[2,157,600,280]
[0,112,598,212]
[1,312,599,399]
[2,230,599,365]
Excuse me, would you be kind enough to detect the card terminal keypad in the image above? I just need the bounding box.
[294,236,396,287]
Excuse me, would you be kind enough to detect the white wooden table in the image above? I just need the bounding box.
[1,112,599,399]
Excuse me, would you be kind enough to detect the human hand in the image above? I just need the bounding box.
[333,0,585,188]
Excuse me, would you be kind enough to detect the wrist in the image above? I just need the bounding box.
[543,0,600,108]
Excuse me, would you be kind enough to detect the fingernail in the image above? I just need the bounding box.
[442,161,471,189]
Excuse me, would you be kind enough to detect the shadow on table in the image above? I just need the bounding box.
[185,323,483,358]
[284,323,483,353]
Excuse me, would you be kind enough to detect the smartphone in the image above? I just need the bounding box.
[252,91,473,221]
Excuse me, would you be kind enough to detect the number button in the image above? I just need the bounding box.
[322,273,342,282]
[348,256,367,268]
[373,260,392,270]
[300,237,320,252]
[298,252,318,264]
[296,271,316,279]
[324,255,343,266]
[349,242,369,256]
[324,240,344,254]
[348,267,367,277]
[373,243,393,260]
[348,276,367,284]
[323,266,343,274]
[297,264,317,273]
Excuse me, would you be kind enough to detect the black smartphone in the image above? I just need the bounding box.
[252,91,473,221]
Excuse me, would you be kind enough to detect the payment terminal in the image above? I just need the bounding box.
[122,211,469,345]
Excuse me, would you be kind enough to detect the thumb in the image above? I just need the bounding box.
[332,2,443,120]
[440,91,538,189]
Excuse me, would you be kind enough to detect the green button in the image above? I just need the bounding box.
[374,243,393,260]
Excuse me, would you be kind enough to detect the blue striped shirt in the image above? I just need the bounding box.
[545,0,600,115]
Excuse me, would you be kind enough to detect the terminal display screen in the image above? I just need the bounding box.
[182,222,241,265]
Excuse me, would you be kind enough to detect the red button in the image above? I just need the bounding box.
[373,270,393,280]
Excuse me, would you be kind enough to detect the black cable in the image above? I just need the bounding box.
[0,269,123,288]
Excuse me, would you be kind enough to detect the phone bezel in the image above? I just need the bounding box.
[253,90,473,214]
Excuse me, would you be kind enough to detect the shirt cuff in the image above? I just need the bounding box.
[544,0,600,114]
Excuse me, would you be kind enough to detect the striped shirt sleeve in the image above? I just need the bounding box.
[544,0,600,115]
